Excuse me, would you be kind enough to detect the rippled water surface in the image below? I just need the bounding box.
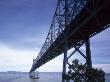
[0,72,109,82]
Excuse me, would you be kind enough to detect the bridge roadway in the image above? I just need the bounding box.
[30,0,110,72]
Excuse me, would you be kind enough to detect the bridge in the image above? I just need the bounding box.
[30,0,110,82]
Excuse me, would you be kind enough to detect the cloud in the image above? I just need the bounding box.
[37,55,63,72]
[0,43,64,72]
[0,43,40,72]
[0,0,109,73]
[93,64,110,73]
[0,39,109,72]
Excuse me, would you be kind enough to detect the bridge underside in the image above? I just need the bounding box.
[30,0,110,72]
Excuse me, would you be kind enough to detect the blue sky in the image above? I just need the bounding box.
[0,0,110,73]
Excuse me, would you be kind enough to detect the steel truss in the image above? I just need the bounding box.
[35,0,87,68]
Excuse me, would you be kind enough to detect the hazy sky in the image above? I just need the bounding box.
[0,0,110,73]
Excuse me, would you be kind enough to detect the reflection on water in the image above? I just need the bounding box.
[30,79,39,82]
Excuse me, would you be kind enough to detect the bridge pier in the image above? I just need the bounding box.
[62,38,93,82]
[85,39,92,82]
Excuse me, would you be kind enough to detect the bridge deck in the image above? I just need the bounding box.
[30,0,110,72]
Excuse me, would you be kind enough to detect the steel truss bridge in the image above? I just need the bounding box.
[30,0,110,82]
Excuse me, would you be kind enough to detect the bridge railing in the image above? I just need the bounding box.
[35,0,87,62]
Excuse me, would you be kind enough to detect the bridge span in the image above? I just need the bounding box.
[30,0,110,82]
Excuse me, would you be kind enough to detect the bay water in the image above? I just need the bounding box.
[0,72,109,82]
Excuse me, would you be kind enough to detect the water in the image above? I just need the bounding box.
[0,72,109,82]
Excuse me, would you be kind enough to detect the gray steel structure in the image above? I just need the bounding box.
[30,0,110,82]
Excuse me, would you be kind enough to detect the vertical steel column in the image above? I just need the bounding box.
[62,0,68,82]
[85,38,92,82]
[85,38,92,68]
[62,37,68,82]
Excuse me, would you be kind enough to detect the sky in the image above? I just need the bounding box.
[0,0,110,73]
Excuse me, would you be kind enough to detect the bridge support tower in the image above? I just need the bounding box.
[62,38,92,82]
